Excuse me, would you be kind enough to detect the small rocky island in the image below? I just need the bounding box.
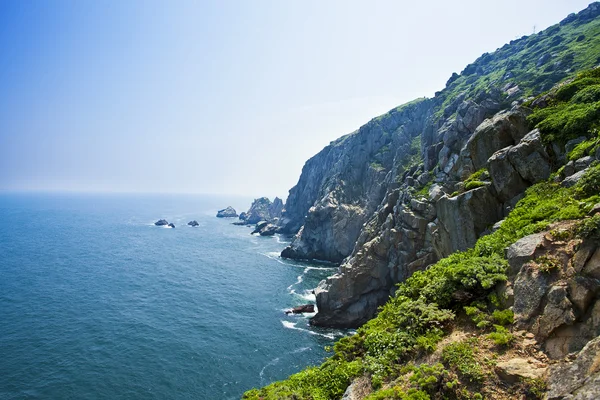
[216,206,238,218]
[154,219,175,228]
[187,220,199,227]
[231,197,284,236]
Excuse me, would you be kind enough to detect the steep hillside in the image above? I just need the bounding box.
[245,66,600,398]
[245,2,600,399]
[278,2,600,329]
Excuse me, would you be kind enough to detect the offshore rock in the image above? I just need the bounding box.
[216,206,238,218]
[244,197,280,224]
[154,219,169,226]
[284,304,315,314]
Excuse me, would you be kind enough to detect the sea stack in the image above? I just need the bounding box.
[216,206,238,218]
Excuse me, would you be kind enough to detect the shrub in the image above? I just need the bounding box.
[442,341,485,383]
[487,325,515,347]
[492,309,514,325]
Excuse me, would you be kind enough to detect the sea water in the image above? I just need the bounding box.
[0,193,344,399]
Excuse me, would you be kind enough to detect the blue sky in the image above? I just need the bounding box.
[0,0,592,198]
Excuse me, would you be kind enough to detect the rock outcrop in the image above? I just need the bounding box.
[154,219,169,226]
[187,220,199,227]
[547,335,600,399]
[216,206,238,218]
[280,99,433,263]
[509,224,600,359]
[266,2,600,328]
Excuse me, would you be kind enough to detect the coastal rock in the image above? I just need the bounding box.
[269,197,284,220]
[187,220,199,227]
[216,206,238,218]
[259,224,277,236]
[285,304,315,314]
[167,223,175,228]
[245,198,275,224]
[239,212,248,221]
[154,219,169,226]
[251,221,270,234]
[280,100,433,262]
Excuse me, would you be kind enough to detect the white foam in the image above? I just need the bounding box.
[280,320,335,339]
[259,356,281,384]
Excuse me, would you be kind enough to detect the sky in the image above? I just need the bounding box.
[0,0,593,199]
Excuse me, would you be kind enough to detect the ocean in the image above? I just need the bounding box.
[0,193,345,399]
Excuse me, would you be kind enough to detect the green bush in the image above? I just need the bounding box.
[492,309,514,325]
[487,325,515,347]
[442,341,485,383]
[572,84,600,103]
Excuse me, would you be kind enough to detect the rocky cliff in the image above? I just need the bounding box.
[245,3,600,399]
[275,2,600,328]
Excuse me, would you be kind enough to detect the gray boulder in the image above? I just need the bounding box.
[187,220,199,227]
[547,336,600,399]
[154,219,169,226]
[460,108,530,172]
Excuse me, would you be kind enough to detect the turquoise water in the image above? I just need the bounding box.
[0,193,344,399]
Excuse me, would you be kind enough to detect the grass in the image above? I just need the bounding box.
[528,68,600,145]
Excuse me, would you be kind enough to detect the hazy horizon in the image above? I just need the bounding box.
[0,0,592,198]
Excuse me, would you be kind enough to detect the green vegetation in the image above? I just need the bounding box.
[487,325,515,347]
[528,68,600,144]
[245,162,600,400]
[434,14,600,121]
[568,129,600,160]
[442,340,485,383]
[244,12,600,400]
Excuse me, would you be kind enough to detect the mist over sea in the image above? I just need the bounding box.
[0,193,345,399]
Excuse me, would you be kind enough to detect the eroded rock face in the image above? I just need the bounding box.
[312,188,437,327]
[245,198,272,224]
[433,185,502,257]
[510,226,600,359]
[459,108,530,174]
[547,335,600,399]
[280,99,433,263]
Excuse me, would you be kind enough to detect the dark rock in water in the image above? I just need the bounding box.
[187,220,199,227]
[285,304,315,314]
[239,212,248,221]
[216,206,238,218]
[155,219,169,226]
[232,221,247,226]
[259,224,277,236]
[251,221,270,234]
[167,223,175,228]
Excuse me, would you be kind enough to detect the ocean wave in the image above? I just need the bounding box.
[280,320,335,339]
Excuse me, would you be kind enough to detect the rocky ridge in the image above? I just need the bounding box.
[273,3,600,329]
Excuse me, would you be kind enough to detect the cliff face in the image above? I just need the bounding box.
[276,2,600,328]
[279,99,433,263]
